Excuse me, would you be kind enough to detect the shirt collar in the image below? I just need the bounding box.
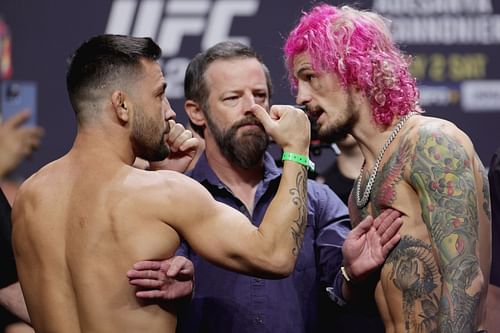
[188,150,281,187]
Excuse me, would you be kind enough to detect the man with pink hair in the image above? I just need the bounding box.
[285,4,491,333]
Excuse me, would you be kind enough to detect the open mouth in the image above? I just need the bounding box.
[307,108,324,121]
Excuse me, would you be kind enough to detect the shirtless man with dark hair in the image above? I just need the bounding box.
[11,34,314,333]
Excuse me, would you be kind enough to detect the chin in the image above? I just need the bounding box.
[319,126,350,144]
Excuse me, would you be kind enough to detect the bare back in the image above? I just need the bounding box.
[12,154,181,333]
[349,116,491,333]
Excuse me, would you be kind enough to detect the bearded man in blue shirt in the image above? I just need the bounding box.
[128,41,402,333]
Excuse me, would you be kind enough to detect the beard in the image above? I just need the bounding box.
[205,111,269,169]
[315,93,358,144]
[131,108,170,162]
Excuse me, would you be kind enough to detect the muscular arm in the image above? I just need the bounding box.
[168,105,310,278]
[170,161,307,278]
[410,124,489,332]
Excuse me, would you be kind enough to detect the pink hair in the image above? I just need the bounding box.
[284,4,419,126]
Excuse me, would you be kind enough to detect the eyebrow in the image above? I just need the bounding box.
[295,68,311,77]
[295,64,313,77]
[155,82,167,95]
[221,86,268,97]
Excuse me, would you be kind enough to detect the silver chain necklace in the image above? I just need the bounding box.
[355,112,417,209]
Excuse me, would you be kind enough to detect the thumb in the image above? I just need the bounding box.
[349,215,374,240]
[4,109,32,128]
[167,119,176,133]
[249,104,274,131]
[165,256,185,276]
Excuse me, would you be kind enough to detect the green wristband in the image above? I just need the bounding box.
[282,151,315,172]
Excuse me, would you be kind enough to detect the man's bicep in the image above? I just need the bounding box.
[172,185,255,269]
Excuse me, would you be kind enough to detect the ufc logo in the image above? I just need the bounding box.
[105,0,260,98]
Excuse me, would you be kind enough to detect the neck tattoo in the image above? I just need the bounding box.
[355,112,417,209]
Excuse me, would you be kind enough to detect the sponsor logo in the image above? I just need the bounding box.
[106,0,260,98]
[418,85,460,107]
[461,80,500,112]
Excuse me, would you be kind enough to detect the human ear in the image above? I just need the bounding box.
[111,90,130,122]
[184,100,205,127]
[349,85,365,107]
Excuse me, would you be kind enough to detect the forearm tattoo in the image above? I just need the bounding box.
[289,167,307,256]
[410,128,482,332]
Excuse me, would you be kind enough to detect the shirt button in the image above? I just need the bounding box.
[253,278,263,286]
[253,316,264,325]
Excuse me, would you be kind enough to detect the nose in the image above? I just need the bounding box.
[295,81,311,106]
[242,92,257,116]
[163,97,176,121]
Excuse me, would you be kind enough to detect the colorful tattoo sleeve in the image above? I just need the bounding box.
[410,127,483,332]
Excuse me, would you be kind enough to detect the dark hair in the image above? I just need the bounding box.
[184,41,273,137]
[66,34,161,123]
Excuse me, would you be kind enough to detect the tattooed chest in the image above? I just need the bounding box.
[350,152,409,227]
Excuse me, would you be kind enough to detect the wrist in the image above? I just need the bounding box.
[281,144,309,157]
[282,151,315,172]
[340,265,360,285]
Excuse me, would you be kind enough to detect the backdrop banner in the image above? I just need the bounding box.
[1,0,499,177]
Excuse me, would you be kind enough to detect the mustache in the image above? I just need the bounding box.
[233,116,263,129]
[294,106,323,137]
[296,105,324,120]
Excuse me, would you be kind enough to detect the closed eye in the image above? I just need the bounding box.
[253,92,268,103]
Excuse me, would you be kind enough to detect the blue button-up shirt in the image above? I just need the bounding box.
[176,152,350,333]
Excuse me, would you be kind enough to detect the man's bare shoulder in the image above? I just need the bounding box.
[126,168,216,211]
[411,115,474,149]
[15,158,65,205]
[134,169,207,196]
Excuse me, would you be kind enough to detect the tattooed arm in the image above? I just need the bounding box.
[409,122,490,332]
[162,104,310,278]
[157,156,308,279]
